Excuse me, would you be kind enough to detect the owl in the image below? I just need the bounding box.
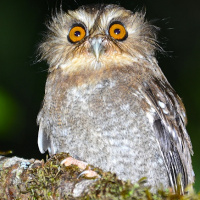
[37,4,194,192]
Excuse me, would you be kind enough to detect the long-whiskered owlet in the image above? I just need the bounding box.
[37,4,194,192]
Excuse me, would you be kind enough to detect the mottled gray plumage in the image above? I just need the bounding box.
[37,4,194,192]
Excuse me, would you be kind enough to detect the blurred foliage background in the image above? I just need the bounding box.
[0,0,199,191]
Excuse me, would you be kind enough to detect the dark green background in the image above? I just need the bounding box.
[0,0,199,191]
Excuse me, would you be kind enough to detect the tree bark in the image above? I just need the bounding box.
[0,153,197,200]
[0,153,98,199]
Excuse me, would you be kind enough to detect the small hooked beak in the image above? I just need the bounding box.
[90,37,104,61]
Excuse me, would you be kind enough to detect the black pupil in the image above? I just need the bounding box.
[114,28,121,35]
[74,31,81,37]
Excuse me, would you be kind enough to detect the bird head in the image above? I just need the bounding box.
[38,4,159,74]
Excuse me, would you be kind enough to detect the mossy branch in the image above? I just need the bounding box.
[0,153,199,199]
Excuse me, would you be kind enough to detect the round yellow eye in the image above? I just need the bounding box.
[109,22,127,41]
[68,25,86,43]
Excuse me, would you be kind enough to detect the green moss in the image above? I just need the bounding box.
[24,153,76,199]
[1,153,200,199]
[80,172,200,200]
[23,153,200,199]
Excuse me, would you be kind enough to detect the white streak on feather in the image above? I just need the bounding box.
[158,101,165,109]
[146,111,154,124]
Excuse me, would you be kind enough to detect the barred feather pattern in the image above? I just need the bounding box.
[142,77,194,192]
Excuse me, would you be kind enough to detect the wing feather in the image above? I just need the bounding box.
[38,122,50,154]
[37,110,52,154]
[142,77,194,192]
